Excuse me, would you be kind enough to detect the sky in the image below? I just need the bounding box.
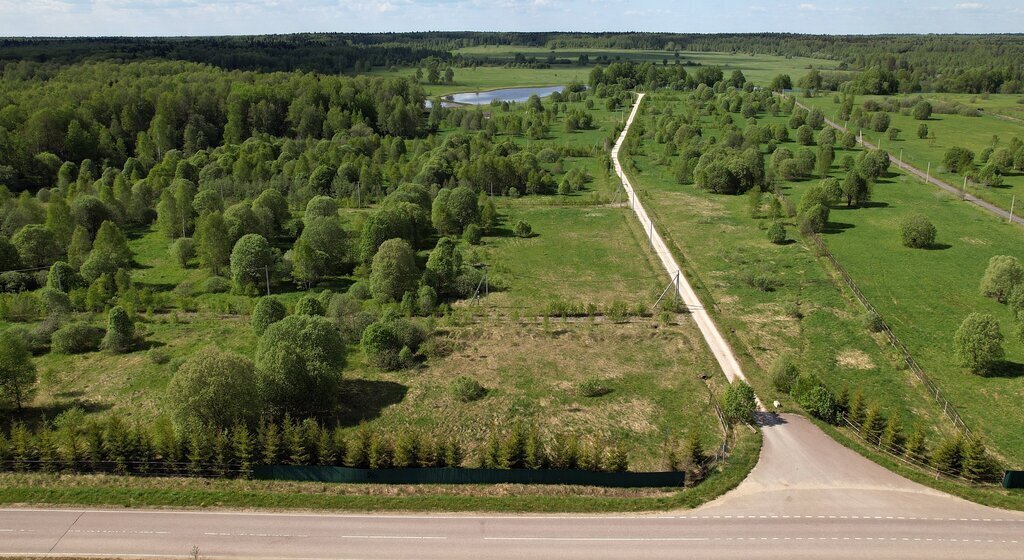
[0,0,1022,37]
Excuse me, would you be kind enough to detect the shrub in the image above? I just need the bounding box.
[450,376,486,402]
[770,356,800,393]
[463,223,482,245]
[954,312,1004,375]
[148,347,171,365]
[862,311,885,333]
[349,281,371,300]
[912,100,932,120]
[798,203,829,234]
[295,294,326,316]
[101,306,135,353]
[51,322,103,354]
[577,378,612,397]
[199,276,230,294]
[980,255,1024,303]
[169,237,195,268]
[369,239,418,303]
[766,221,786,244]
[899,214,936,248]
[360,316,424,370]
[39,287,72,317]
[513,220,533,238]
[167,347,261,429]
[251,297,287,335]
[723,381,756,423]
[255,314,345,416]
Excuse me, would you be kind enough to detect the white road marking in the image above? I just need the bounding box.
[484,537,710,542]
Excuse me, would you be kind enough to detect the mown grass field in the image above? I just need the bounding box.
[800,92,1024,214]
[625,91,955,448]
[782,159,1024,466]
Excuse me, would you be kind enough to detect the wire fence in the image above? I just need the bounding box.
[772,184,973,440]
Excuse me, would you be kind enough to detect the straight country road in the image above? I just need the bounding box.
[792,97,1024,226]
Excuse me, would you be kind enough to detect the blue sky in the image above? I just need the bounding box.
[0,0,1021,36]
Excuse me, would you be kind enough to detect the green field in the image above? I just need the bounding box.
[782,159,1024,466]
[5,89,733,476]
[624,91,957,450]
[371,49,838,97]
[801,92,1024,214]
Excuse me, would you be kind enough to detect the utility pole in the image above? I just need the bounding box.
[899,149,903,167]
[925,162,930,184]
[1010,195,1016,224]
[263,265,270,296]
[962,176,968,200]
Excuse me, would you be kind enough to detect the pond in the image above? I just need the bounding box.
[426,85,566,108]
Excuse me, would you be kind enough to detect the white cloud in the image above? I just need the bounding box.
[955,2,984,9]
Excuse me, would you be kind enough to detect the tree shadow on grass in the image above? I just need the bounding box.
[822,221,855,235]
[335,379,408,426]
[3,400,113,430]
[923,243,953,251]
[987,361,1024,379]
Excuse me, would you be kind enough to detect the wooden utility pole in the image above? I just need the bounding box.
[1010,195,1016,224]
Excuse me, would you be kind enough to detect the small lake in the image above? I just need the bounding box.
[447,85,566,105]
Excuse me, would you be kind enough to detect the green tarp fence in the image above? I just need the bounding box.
[253,465,684,488]
[1004,471,1024,489]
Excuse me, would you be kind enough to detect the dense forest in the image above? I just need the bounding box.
[4,33,1024,93]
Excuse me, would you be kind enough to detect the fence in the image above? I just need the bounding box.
[253,465,685,488]
[773,185,974,440]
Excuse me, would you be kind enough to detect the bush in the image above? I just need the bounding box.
[199,276,230,294]
[251,297,287,335]
[954,312,1004,375]
[980,255,1024,303]
[577,378,612,397]
[295,294,326,316]
[349,281,371,300]
[513,220,533,238]
[169,238,195,268]
[766,221,786,244]
[255,314,345,415]
[39,287,72,317]
[370,238,419,303]
[723,381,756,423]
[101,306,135,353]
[450,376,486,402]
[167,346,261,429]
[51,322,103,354]
[862,311,884,333]
[463,223,482,245]
[899,214,936,248]
[148,347,171,365]
[770,356,799,393]
[361,316,424,370]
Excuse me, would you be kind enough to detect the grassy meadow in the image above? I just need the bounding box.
[801,92,1024,214]
[5,87,734,479]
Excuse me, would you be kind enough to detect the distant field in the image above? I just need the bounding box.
[455,46,840,87]
[801,92,1024,214]
[370,49,838,96]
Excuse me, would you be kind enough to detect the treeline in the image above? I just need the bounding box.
[0,35,450,75]
[0,412,652,477]
[0,60,427,190]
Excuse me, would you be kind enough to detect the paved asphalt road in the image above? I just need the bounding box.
[1,95,1020,560]
[792,98,1024,226]
[1,415,1021,559]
